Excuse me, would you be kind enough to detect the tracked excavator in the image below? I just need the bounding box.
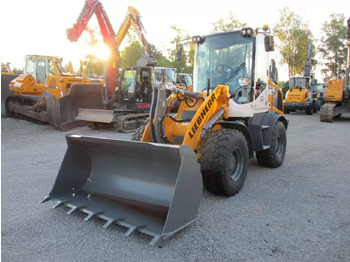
[1,62,18,115]
[45,0,158,132]
[320,17,350,122]
[42,25,288,245]
[50,66,176,132]
[5,55,101,122]
[283,42,318,115]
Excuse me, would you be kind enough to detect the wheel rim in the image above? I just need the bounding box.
[275,132,284,158]
[229,147,244,181]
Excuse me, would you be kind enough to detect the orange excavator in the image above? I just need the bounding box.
[46,0,159,132]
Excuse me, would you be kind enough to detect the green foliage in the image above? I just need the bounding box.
[153,47,173,67]
[12,68,23,74]
[210,12,247,33]
[318,13,347,79]
[84,54,104,76]
[167,26,194,73]
[120,41,143,67]
[277,80,290,96]
[274,7,315,77]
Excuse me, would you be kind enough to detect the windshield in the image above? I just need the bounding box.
[177,74,193,86]
[291,78,307,89]
[154,68,176,85]
[310,83,326,92]
[193,31,254,94]
[25,58,35,74]
[120,70,137,94]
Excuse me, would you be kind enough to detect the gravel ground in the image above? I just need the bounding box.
[2,112,350,262]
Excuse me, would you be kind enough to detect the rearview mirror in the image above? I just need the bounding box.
[264,36,275,52]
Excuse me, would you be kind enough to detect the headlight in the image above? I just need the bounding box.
[192,36,204,44]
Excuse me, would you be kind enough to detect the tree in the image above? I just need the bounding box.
[210,12,247,33]
[274,8,315,78]
[120,41,143,67]
[318,13,347,79]
[153,47,173,68]
[83,25,105,76]
[167,26,194,73]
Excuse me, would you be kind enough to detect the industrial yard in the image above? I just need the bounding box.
[2,112,349,261]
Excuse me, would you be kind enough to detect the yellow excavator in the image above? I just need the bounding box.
[320,17,350,122]
[5,55,101,123]
[42,25,288,245]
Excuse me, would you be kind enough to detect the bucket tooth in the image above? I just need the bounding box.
[83,211,104,221]
[66,204,87,215]
[149,235,162,246]
[40,196,51,203]
[101,217,125,229]
[53,200,70,209]
[124,225,146,237]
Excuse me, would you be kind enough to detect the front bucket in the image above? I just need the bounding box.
[44,83,106,131]
[42,135,202,245]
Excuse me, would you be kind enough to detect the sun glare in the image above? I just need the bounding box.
[94,43,111,60]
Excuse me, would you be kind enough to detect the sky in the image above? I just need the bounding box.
[0,0,348,81]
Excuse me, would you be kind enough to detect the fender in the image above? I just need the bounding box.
[216,120,254,159]
[248,111,288,152]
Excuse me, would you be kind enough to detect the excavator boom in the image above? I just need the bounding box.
[67,1,156,95]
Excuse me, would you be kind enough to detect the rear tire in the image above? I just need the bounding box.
[200,129,249,196]
[256,121,287,167]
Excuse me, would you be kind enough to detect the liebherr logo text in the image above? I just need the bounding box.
[188,93,216,139]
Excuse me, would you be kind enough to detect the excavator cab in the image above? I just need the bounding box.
[117,66,153,111]
[23,55,53,85]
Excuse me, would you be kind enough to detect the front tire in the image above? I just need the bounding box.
[256,121,287,167]
[313,101,317,113]
[200,129,249,196]
[305,106,313,115]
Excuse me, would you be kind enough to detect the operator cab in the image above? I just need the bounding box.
[191,26,275,109]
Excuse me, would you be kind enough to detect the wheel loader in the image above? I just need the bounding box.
[283,42,318,115]
[42,25,288,245]
[320,17,350,122]
[5,55,102,123]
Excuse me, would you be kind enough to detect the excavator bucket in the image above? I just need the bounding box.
[44,83,111,131]
[41,135,202,245]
